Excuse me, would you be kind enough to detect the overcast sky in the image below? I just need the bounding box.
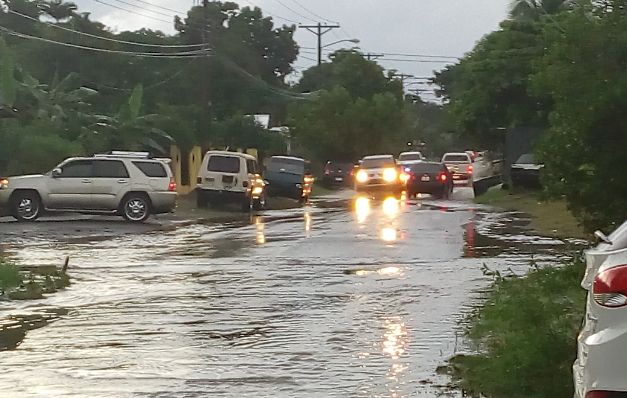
[73,0,511,99]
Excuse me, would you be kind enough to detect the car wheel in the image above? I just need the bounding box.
[252,193,266,211]
[12,191,41,222]
[122,194,151,222]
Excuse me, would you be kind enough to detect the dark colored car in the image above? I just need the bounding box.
[264,156,314,202]
[511,153,543,189]
[404,162,453,199]
[322,161,354,187]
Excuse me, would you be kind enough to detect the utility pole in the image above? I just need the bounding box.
[393,73,414,85]
[299,23,341,65]
[365,53,384,61]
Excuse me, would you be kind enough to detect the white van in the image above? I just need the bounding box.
[196,151,266,211]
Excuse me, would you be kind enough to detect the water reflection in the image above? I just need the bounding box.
[382,197,400,218]
[381,227,398,243]
[382,317,408,360]
[354,196,371,224]
[254,216,266,245]
[304,210,312,236]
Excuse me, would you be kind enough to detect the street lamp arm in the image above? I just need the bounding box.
[321,39,360,49]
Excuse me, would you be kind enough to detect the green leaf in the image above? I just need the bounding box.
[128,84,144,120]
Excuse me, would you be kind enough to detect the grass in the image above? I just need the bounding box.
[476,187,587,240]
[0,258,22,293]
[449,260,586,398]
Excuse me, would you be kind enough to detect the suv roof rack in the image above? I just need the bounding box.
[94,151,152,159]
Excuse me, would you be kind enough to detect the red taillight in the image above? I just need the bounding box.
[467,164,474,174]
[168,178,177,192]
[438,172,448,183]
[593,265,627,308]
[586,392,612,398]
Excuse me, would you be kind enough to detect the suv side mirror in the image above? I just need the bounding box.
[52,168,62,178]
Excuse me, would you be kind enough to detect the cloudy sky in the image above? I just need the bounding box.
[73,0,512,99]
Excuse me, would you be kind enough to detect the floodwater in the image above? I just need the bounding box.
[0,188,579,397]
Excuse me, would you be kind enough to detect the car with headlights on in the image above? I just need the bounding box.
[354,155,405,195]
[0,152,177,222]
[403,161,453,199]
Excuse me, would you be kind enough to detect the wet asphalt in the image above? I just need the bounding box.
[0,188,576,397]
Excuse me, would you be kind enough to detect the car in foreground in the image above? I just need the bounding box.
[196,151,266,211]
[442,152,474,187]
[511,153,543,189]
[354,155,404,195]
[264,156,314,203]
[403,161,453,199]
[574,221,627,398]
[0,151,177,222]
[322,161,354,187]
[398,151,424,165]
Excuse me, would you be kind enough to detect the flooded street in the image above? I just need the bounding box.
[0,189,575,397]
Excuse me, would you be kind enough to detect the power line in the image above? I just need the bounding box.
[122,0,187,15]
[91,0,173,24]
[299,23,341,65]
[237,0,301,24]
[381,58,456,64]
[106,0,174,18]
[7,9,206,49]
[1,27,210,58]
[284,0,337,24]
[272,0,317,23]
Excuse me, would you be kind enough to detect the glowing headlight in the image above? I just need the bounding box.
[383,168,398,183]
[356,170,369,183]
[252,186,264,196]
[304,176,315,184]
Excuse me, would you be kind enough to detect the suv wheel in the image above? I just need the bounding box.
[122,194,151,222]
[12,192,41,222]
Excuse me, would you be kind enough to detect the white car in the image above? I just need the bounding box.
[398,151,424,165]
[354,155,404,194]
[0,152,177,222]
[196,151,266,211]
[441,152,474,186]
[574,221,627,398]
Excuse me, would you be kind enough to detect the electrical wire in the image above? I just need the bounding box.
[1,27,211,58]
[7,9,207,49]
[271,0,317,23]
[284,0,337,23]
[91,0,173,24]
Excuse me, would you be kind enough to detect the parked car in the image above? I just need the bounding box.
[322,160,354,187]
[442,152,474,187]
[196,151,266,211]
[398,151,424,165]
[403,161,453,199]
[354,155,404,195]
[510,153,543,188]
[574,221,627,398]
[0,151,177,222]
[264,156,314,202]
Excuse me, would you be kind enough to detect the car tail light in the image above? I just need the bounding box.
[168,178,177,192]
[593,265,627,308]
[324,168,330,175]
[437,172,448,183]
[467,164,474,174]
[585,392,626,398]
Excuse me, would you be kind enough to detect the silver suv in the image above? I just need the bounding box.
[0,152,177,222]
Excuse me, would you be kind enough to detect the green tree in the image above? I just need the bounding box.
[510,0,574,21]
[533,1,627,230]
[40,0,78,22]
[435,20,548,148]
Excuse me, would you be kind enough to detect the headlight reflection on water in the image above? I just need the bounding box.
[380,227,398,243]
[382,197,400,218]
[354,196,371,224]
[255,216,266,245]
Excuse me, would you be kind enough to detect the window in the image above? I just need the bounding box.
[361,157,395,169]
[267,158,305,174]
[133,161,167,177]
[60,160,93,178]
[93,160,130,178]
[208,156,240,173]
[399,153,423,161]
[246,159,258,174]
[408,163,445,174]
[443,155,471,163]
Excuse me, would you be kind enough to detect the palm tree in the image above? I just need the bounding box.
[40,0,77,23]
[510,0,574,21]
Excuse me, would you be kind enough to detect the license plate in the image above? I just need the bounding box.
[421,175,430,182]
[453,175,461,180]
[335,177,344,182]
[222,175,234,184]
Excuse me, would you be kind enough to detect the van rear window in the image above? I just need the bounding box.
[208,156,240,173]
[133,161,167,177]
